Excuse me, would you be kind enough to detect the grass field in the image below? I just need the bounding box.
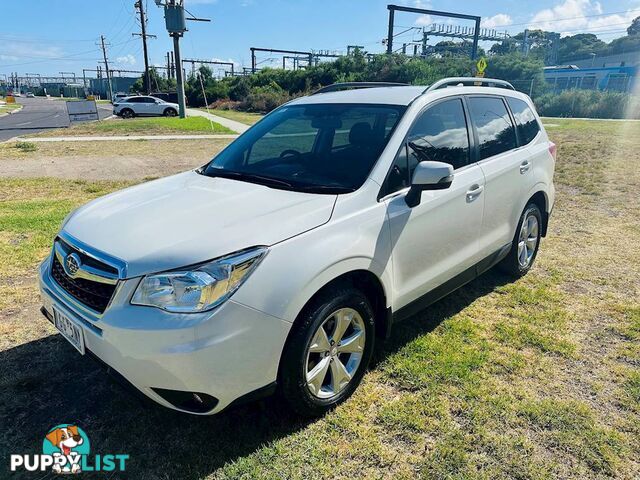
[0,101,22,116]
[201,108,264,125]
[0,119,638,479]
[29,116,233,137]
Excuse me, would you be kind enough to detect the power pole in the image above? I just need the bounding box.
[156,0,210,118]
[99,35,114,101]
[421,30,428,57]
[134,0,155,94]
[172,32,185,117]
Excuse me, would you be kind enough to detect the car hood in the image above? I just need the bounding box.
[63,171,337,278]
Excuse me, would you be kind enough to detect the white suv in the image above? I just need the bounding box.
[39,78,555,416]
[113,95,179,118]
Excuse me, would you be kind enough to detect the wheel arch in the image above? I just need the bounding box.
[526,189,550,237]
[283,268,391,353]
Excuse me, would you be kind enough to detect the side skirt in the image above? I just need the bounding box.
[392,243,511,324]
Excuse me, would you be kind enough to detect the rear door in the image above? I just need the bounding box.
[383,97,486,310]
[467,95,527,257]
[134,97,155,115]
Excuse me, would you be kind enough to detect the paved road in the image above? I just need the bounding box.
[0,97,113,141]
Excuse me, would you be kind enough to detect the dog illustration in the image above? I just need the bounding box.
[45,425,84,474]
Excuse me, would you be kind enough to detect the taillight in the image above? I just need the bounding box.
[548,142,557,161]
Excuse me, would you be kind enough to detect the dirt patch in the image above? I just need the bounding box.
[0,138,233,180]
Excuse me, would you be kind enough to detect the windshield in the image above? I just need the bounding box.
[201,103,406,193]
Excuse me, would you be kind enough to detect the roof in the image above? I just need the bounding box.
[288,85,427,107]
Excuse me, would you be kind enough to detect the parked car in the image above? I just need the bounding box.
[113,95,179,118]
[39,78,556,416]
[112,92,129,103]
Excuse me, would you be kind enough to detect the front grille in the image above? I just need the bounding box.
[51,255,117,314]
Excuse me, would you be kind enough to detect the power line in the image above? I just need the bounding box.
[507,8,640,28]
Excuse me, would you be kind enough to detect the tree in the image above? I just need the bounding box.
[628,16,640,36]
[130,67,175,93]
[490,38,519,55]
[557,34,607,62]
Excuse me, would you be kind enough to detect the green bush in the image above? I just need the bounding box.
[535,90,639,119]
[240,83,292,112]
[14,141,37,152]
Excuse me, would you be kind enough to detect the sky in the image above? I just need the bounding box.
[1,0,640,78]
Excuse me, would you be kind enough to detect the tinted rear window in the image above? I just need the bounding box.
[468,97,517,160]
[506,97,541,145]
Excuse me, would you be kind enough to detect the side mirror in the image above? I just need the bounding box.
[405,161,454,208]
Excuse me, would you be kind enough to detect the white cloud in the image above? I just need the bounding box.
[415,14,433,26]
[528,0,639,36]
[2,42,64,60]
[481,14,513,29]
[115,54,136,66]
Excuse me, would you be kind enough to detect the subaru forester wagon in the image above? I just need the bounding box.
[39,78,556,416]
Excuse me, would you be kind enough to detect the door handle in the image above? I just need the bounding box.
[466,184,484,202]
[520,160,531,174]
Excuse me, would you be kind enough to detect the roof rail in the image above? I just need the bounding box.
[425,77,515,92]
[312,82,409,95]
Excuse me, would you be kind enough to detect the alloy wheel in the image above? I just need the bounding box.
[305,308,366,399]
[517,213,539,267]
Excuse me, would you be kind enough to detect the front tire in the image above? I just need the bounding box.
[498,203,542,277]
[163,108,177,117]
[280,285,376,417]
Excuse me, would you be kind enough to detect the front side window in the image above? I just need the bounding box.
[203,103,405,193]
[506,97,540,145]
[382,98,470,195]
[407,98,470,173]
[468,97,517,160]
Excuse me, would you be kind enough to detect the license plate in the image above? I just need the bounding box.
[53,307,85,355]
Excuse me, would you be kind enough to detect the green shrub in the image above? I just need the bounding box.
[14,141,37,152]
[240,83,293,112]
[535,90,638,119]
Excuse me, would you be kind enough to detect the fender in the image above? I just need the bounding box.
[282,255,393,324]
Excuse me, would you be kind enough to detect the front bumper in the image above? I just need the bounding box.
[38,254,291,414]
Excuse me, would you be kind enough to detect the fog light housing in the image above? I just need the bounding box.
[151,387,219,413]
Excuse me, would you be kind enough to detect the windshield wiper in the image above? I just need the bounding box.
[205,170,294,189]
[294,184,356,194]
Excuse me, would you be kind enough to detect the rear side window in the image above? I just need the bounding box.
[468,97,517,160]
[506,97,541,145]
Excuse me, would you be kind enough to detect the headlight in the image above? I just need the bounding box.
[131,247,268,313]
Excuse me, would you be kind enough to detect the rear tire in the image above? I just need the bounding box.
[498,203,542,277]
[280,285,375,417]
[120,108,134,119]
